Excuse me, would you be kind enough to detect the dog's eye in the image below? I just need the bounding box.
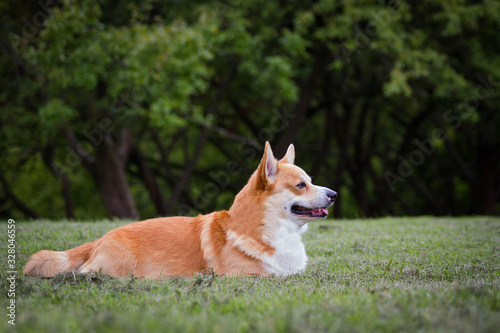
[296,182,306,189]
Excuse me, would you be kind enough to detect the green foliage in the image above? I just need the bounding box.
[1,0,499,219]
[39,99,76,140]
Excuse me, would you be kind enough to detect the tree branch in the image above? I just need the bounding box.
[117,128,133,167]
[165,66,237,214]
[0,168,40,219]
[1,35,26,87]
[64,129,95,170]
[192,119,260,148]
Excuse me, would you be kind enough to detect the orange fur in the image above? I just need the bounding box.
[23,142,336,278]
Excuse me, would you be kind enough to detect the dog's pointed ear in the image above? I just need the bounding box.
[258,141,278,186]
[279,144,295,165]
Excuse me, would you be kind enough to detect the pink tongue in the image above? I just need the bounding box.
[312,208,329,216]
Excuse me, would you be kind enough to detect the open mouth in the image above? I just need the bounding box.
[291,204,329,219]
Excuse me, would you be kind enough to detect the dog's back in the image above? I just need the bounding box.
[25,215,205,278]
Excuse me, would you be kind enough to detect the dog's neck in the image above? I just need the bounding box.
[227,173,270,241]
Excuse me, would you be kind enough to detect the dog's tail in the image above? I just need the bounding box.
[23,241,95,277]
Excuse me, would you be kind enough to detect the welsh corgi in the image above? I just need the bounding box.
[24,142,337,278]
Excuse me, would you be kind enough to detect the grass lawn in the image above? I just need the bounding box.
[1,217,499,332]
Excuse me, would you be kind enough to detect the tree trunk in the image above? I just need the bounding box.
[94,134,139,219]
[65,129,139,219]
[131,146,168,216]
[476,110,497,214]
[42,146,75,219]
[332,102,353,218]
[275,49,333,157]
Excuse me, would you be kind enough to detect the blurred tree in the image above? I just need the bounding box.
[6,0,221,218]
[1,0,498,219]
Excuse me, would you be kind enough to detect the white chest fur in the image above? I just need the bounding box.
[262,220,309,277]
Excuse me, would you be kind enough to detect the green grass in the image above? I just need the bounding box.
[1,217,499,332]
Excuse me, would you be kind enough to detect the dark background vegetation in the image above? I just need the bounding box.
[1,0,499,220]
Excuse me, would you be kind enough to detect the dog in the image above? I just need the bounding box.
[24,142,337,278]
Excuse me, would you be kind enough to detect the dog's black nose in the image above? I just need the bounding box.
[327,190,337,203]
